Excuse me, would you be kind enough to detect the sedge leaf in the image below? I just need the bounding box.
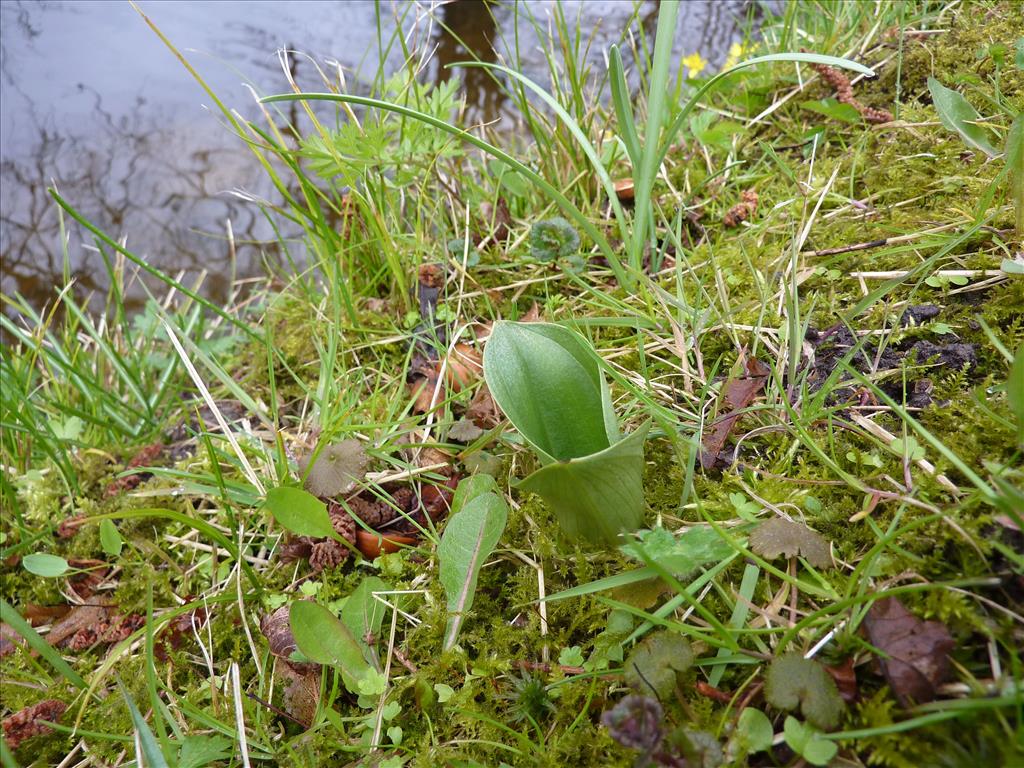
[264,486,334,539]
[438,490,509,650]
[121,684,170,768]
[927,77,999,157]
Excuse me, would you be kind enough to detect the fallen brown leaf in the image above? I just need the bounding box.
[825,658,859,703]
[862,597,954,706]
[2,699,66,749]
[700,357,769,469]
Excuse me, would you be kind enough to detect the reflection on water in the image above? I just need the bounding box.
[1,0,758,316]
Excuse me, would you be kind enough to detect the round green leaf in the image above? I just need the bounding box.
[99,519,123,557]
[263,486,334,538]
[803,737,839,766]
[22,553,69,578]
[736,708,774,753]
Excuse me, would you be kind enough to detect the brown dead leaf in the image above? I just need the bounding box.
[862,597,954,706]
[520,302,543,323]
[105,442,164,497]
[45,603,110,649]
[700,357,769,469]
[22,604,71,627]
[466,384,501,428]
[261,605,319,674]
[446,343,482,392]
[280,663,321,727]
[0,623,24,658]
[825,658,859,703]
[409,343,483,414]
[2,699,66,749]
[749,518,833,569]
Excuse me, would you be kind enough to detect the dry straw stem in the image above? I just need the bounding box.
[847,412,959,498]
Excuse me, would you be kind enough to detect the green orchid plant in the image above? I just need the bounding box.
[483,321,648,547]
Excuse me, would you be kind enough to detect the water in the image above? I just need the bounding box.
[1,0,756,315]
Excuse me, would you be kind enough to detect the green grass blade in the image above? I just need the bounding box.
[258,91,629,286]
[608,44,642,169]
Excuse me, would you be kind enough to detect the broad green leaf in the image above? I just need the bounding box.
[484,322,611,461]
[289,601,372,693]
[264,486,335,539]
[51,416,84,441]
[451,473,499,516]
[438,490,509,650]
[340,576,391,666]
[22,553,69,578]
[518,423,649,546]
[927,77,999,157]
[803,736,839,766]
[178,734,233,768]
[800,98,862,124]
[0,598,86,689]
[783,715,810,753]
[99,519,123,557]
[434,683,455,702]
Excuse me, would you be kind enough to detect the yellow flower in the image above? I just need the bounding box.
[723,42,746,70]
[682,52,707,76]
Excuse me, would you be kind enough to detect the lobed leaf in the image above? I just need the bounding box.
[622,632,693,699]
[765,654,844,730]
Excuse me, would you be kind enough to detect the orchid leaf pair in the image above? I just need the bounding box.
[484,321,648,547]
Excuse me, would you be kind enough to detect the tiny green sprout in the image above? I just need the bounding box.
[529,217,580,262]
[501,671,556,725]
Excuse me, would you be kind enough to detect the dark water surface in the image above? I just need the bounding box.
[1,0,755,315]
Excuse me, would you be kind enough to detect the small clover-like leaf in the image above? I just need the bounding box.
[623,632,693,699]
[300,439,367,497]
[749,518,832,569]
[529,217,580,261]
[558,646,585,667]
[764,653,844,730]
